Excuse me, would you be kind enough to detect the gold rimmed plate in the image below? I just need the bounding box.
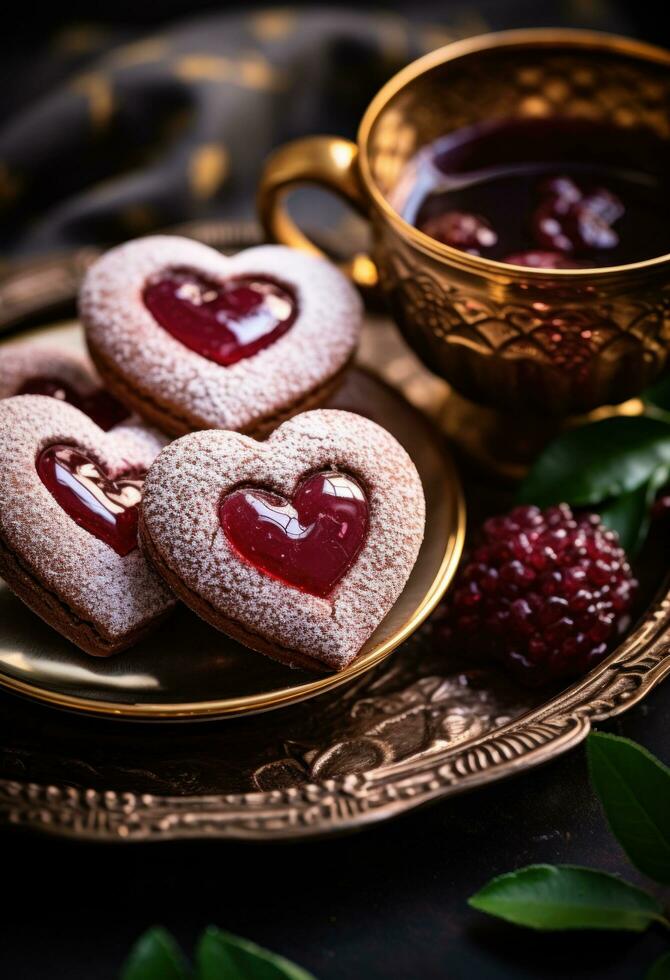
[0,319,465,720]
[1,228,670,842]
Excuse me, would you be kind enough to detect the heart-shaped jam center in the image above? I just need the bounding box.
[220,471,369,598]
[17,376,129,431]
[37,444,144,556]
[143,269,297,366]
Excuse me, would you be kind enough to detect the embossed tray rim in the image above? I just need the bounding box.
[3,603,670,842]
[1,224,669,841]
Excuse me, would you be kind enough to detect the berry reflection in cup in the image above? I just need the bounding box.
[393,117,670,269]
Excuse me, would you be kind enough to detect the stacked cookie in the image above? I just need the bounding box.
[0,236,425,672]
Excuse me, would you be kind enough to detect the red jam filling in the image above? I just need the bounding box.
[220,471,369,598]
[16,376,129,431]
[36,444,144,556]
[143,270,297,366]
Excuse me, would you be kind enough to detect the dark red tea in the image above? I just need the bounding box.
[392,118,670,268]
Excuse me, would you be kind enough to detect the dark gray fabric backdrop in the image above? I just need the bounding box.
[0,2,634,254]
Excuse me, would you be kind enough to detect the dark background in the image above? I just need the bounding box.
[1,2,669,978]
[2,691,668,979]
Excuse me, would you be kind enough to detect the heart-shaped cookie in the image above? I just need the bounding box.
[0,342,130,430]
[0,395,176,656]
[80,236,363,437]
[140,410,425,671]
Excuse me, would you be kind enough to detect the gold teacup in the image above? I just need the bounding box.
[258,29,670,419]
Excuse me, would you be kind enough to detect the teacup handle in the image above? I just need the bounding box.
[257,136,379,289]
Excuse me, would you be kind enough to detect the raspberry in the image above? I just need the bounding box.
[565,203,619,252]
[532,202,576,252]
[419,210,498,253]
[581,188,625,224]
[446,504,637,686]
[530,176,623,257]
[538,175,583,207]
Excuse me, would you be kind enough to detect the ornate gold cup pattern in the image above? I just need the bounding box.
[259,30,670,416]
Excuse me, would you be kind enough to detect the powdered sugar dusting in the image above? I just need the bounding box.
[0,343,99,399]
[141,409,425,669]
[80,236,363,432]
[0,395,175,644]
[0,341,150,432]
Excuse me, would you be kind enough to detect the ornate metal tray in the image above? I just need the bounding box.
[0,223,669,842]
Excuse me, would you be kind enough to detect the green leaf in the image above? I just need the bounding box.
[597,476,660,554]
[587,732,670,884]
[120,927,190,980]
[518,416,670,507]
[648,952,670,980]
[196,927,316,980]
[598,482,649,554]
[644,374,670,413]
[468,865,666,931]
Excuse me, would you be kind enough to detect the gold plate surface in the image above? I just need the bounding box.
[0,324,464,721]
[0,225,668,842]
